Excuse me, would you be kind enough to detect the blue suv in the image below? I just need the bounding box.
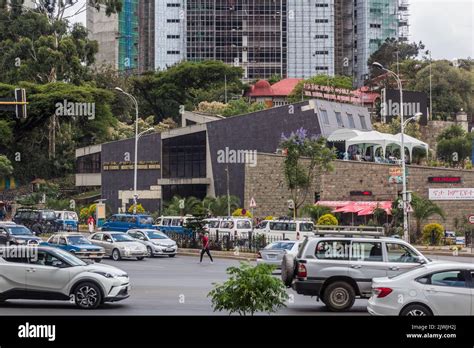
[101,214,157,232]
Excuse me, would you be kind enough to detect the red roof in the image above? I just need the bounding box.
[247,78,303,97]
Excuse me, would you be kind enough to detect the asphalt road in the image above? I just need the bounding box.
[0,254,472,316]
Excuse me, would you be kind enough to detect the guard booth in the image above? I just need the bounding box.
[95,202,106,228]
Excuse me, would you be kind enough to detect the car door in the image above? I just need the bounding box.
[349,240,387,296]
[25,250,71,294]
[90,233,105,250]
[102,233,114,254]
[421,270,471,315]
[0,253,29,293]
[384,242,422,277]
[311,239,350,279]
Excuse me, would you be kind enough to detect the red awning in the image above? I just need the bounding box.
[317,201,392,215]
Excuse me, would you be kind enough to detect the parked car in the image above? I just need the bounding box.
[368,262,474,316]
[0,245,130,309]
[89,231,147,261]
[215,217,253,239]
[203,218,220,234]
[126,229,177,257]
[54,210,79,232]
[256,241,300,269]
[42,233,105,262]
[100,214,156,232]
[254,219,314,240]
[155,215,194,235]
[12,209,57,234]
[281,233,430,312]
[0,223,42,245]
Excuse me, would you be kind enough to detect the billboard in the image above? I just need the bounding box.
[381,89,428,125]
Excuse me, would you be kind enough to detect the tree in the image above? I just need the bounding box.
[202,195,241,216]
[280,128,336,217]
[301,204,331,222]
[317,214,338,226]
[436,125,472,167]
[162,196,205,216]
[0,155,13,177]
[288,75,353,103]
[221,99,266,117]
[411,194,445,241]
[208,262,288,316]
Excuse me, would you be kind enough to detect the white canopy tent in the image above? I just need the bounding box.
[328,129,429,161]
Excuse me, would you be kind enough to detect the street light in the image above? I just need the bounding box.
[115,87,140,214]
[372,62,412,242]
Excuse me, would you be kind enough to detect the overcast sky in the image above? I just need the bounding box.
[72,0,473,60]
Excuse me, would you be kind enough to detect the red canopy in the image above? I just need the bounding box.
[316,201,392,215]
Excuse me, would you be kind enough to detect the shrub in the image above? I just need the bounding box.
[264,216,274,220]
[232,208,253,218]
[422,223,444,245]
[208,262,288,316]
[128,203,145,214]
[317,213,338,226]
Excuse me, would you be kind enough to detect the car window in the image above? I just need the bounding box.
[2,253,29,263]
[256,221,268,229]
[67,235,90,245]
[139,217,153,225]
[30,251,67,268]
[127,216,137,223]
[351,241,383,262]
[209,220,220,228]
[220,221,234,229]
[7,226,33,236]
[430,271,466,288]
[41,211,56,219]
[265,242,295,250]
[315,240,350,260]
[103,234,113,242]
[299,223,314,232]
[237,220,251,229]
[58,237,67,245]
[91,233,103,241]
[386,243,419,263]
[162,218,171,226]
[49,235,58,244]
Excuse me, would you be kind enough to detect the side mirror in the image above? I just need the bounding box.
[415,256,427,264]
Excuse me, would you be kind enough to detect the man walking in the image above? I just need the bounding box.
[199,232,213,263]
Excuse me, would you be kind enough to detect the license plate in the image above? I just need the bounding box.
[165,248,174,252]
[89,254,97,258]
[267,254,277,259]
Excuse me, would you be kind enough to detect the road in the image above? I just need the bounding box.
[0,254,472,316]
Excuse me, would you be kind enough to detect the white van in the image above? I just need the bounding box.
[203,218,221,234]
[253,219,314,240]
[207,217,253,239]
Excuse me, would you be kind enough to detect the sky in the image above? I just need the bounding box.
[71,0,473,60]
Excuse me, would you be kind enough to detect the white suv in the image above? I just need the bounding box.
[0,246,130,309]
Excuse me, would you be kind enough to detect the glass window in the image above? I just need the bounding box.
[162,219,171,226]
[67,235,91,245]
[335,112,344,127]
[256,221,268,229]
[430,271,466,288]
[59,237,67,245]
[139,217,153,225]
[299,223,314,232]
[220,221,234,229]
[237,220,251,229]
[386,243,419,263]
[347,114,355,128]
[30,250,68,268]
[351,242,383,262]
[320,109,329,124]
[315,240,350,260]
[209,220,220,228]
[91,233,103,241]
[111,233,135,242]
[265,242,295,250]
[7,226,33,236]
[359,115,367,130]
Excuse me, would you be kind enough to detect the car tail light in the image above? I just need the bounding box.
[297,263,307,279]
[257,251,262,259]
[373,287,393,298]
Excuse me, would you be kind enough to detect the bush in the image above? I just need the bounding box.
[128,203,145,214]
[208,262,288,316]
[232,208,253,218]
[317,213,338,226]
[422,223,444,245]
[264,216,274,220]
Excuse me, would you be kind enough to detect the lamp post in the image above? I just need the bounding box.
[225,165,230,216]
[114,88,153,214]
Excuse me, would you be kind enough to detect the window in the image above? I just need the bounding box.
[31,251,67,268]
[347,113,355,128]
[167,35,180,39]
[220,221,234,229]
[59,237,67,245]
[208,220,220,228]
[237,221,251,229]
[315,66,329,71]
[359,115,367,129]
[299,223,314,232]
[91,233,103,241]
[430,271,466,288]
[370,24,381,29]
[320,109,329,124]
[314,50,329,55]
[167,19,180,23]
[167,3,180,7]
[386,243,419,263]
[315,3,329,7]
[314,35,329,39]
[351,242,383,262]
[315,19,329,23]
[315,240,350,260]
[167,50,181,55]
[335,112,344,127]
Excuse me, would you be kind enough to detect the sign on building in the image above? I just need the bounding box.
[429,188,474,201]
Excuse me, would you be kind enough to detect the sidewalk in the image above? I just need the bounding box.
[414,245,474,257]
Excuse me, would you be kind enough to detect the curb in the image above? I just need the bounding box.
[178,249,257,261]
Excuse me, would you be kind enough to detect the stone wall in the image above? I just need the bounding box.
[244,154,474,231]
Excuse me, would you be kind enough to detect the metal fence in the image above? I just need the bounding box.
[166,231,286,253]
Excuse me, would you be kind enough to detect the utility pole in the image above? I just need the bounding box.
[225,165,230,216]
[429,50,433,120]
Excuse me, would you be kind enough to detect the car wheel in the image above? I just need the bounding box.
[168,254,176,258]
[74,282,102,309]
[281,254,296,287]
[400,304,432,316]
[323,281,356,312]
[137,256,145,261]
[112,249,121,261]
[147,246,154,258]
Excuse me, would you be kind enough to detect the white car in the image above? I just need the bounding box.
[0,246,130,309]
[126,229,178,257]
[368,261,474,316]
[256,241,300,269]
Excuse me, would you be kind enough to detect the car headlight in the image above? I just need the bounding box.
[93,271,118,279]
[14,239,26,244]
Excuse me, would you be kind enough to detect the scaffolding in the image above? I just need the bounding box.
[118,0,139,72]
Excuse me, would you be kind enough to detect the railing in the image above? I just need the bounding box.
[313,225,385,237]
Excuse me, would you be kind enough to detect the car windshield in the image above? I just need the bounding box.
[7,226,33,235]
[112,233,135,242]
[237,221,251,229]
[139,217,154,225]
[41,211,56,219]
[145,231,168,239]
[67,236,91,245]
[265,242,295,250]
[52,248,87,266]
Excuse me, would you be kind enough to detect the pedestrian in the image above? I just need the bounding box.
[0,205,5,221]
[199,232,213,263]
[87,215,95,233]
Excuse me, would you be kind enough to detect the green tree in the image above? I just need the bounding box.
[202,195,241,216]
[163,196,205,216]
[221,98,266,117]
[436,125,472,167]
[0,155,13,177]
[411,194,445,241]
[288,75,353,103]
[301,204,332,222]
[280,128,336,217]
[208,262,288,316]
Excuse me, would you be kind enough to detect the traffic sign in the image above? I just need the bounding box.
[406,203,414,213]
[468,215,474,224]
[249,197,256,208]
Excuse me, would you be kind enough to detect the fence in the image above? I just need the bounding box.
[166,231,286,253]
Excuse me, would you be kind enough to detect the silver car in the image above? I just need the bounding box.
[126,229,178,258]
[89,232,147,261]
[256,241,300,269]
